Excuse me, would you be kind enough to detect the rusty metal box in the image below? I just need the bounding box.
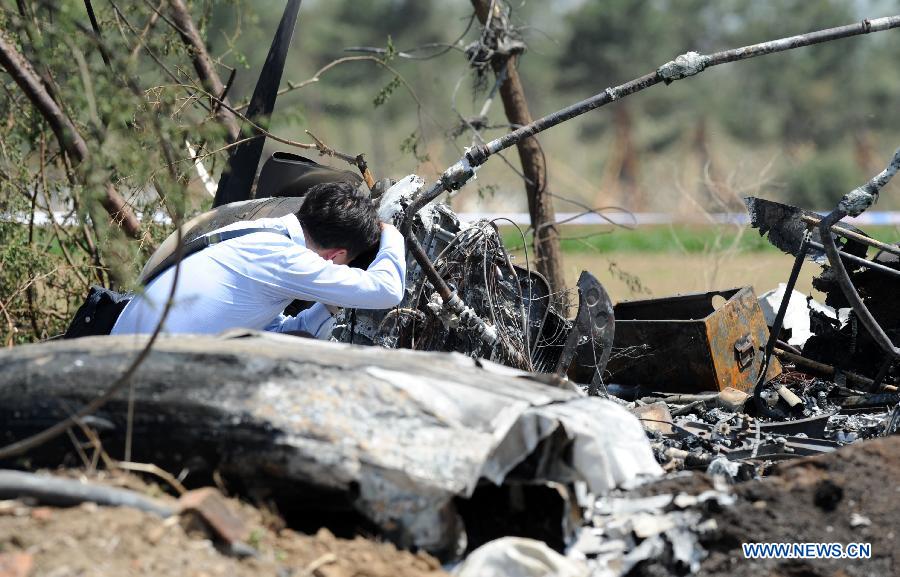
[606,287,781,393]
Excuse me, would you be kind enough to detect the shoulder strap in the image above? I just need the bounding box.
[142,227,290,285]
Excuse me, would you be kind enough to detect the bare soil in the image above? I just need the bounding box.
[634,437,900,577]
[702,437,900,577]
[2,438,897,577]
[0,472,447,577]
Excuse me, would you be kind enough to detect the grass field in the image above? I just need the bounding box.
[502,224,900,303]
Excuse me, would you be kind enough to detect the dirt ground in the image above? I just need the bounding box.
[1,439,897,577]
[0,473,447,577]
[634,437,900,577]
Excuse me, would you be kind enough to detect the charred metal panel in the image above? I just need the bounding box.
[255,152,363,199]
[607,287,781,393]
[213,1,303,207]
[0,333,662,558]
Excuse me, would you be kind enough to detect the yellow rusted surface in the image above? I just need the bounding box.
[704,286,781,392]
[609,286,781,393]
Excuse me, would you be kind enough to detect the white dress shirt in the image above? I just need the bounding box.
[111,213,406,336]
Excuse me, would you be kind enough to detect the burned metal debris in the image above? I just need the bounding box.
[18,148,892,575]
[0,332,662,558]
[606,287,780,394]
[746,194,900,386]
[601,150,900,498]
[123,151,899,501]
[628,349,898,476]
[599,151,895,480]
[4,177,898,576]
[331,175,603,381]
[572,489,735,575]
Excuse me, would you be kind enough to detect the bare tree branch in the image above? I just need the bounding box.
[129,0,163,61]
[0,28,141,237]
[167,0,240,142]
[153,83,367,171]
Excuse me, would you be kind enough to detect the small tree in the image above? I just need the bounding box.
[0,1,241,342]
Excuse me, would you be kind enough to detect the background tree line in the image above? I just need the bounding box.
[217,0,900,212]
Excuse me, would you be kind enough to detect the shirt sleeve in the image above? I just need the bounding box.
[266,302,334,338]
[268,225,407,309]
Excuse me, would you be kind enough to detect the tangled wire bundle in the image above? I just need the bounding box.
[388,221,535,370]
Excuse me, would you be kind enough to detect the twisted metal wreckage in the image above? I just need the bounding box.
[3,2,900,568]
[141,9,900,389]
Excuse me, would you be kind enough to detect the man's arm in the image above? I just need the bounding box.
[270,223,407,309]
[266,302,334,338]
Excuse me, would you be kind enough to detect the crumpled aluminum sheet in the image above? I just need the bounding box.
[0,332,661,555]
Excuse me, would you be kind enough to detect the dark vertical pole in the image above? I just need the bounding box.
[758,232,810,384]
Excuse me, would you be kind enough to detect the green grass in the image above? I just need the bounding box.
[11,221,900,256]
[500,224,900,254]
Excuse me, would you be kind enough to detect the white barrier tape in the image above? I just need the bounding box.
[6,211,900,228]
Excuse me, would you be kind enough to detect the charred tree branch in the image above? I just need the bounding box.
[403,15,900,331]
[818,148,900,362]
[410,15,900,221]
[467,15,900,166]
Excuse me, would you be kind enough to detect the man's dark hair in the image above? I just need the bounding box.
[296,181,380,259]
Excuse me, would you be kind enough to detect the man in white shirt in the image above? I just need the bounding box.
[111,181,406,337]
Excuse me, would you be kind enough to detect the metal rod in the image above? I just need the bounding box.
[407,229,529,366]
[407,16,900,220]
[638,393,719,404]
[759,233,809,384]
[773,347,876,389]
[839,392,900,408]
[398,17,900,375]
[871,355,895,391]
[819,210,900,360]
[407,234,453,303]
[754,235,809,417]
[806,240,900,278]
[0,469,174,517]
[800,214,900,257]
[466,15,900,167]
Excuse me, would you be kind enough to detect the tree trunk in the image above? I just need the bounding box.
[598,104,641,211]
[854,130,875,175]
[614,105,642,211]
[0,29,141,238]
[470,0,566,302]
[692,115,722,206]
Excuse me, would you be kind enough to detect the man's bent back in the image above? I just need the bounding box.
[111,182,406,336]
